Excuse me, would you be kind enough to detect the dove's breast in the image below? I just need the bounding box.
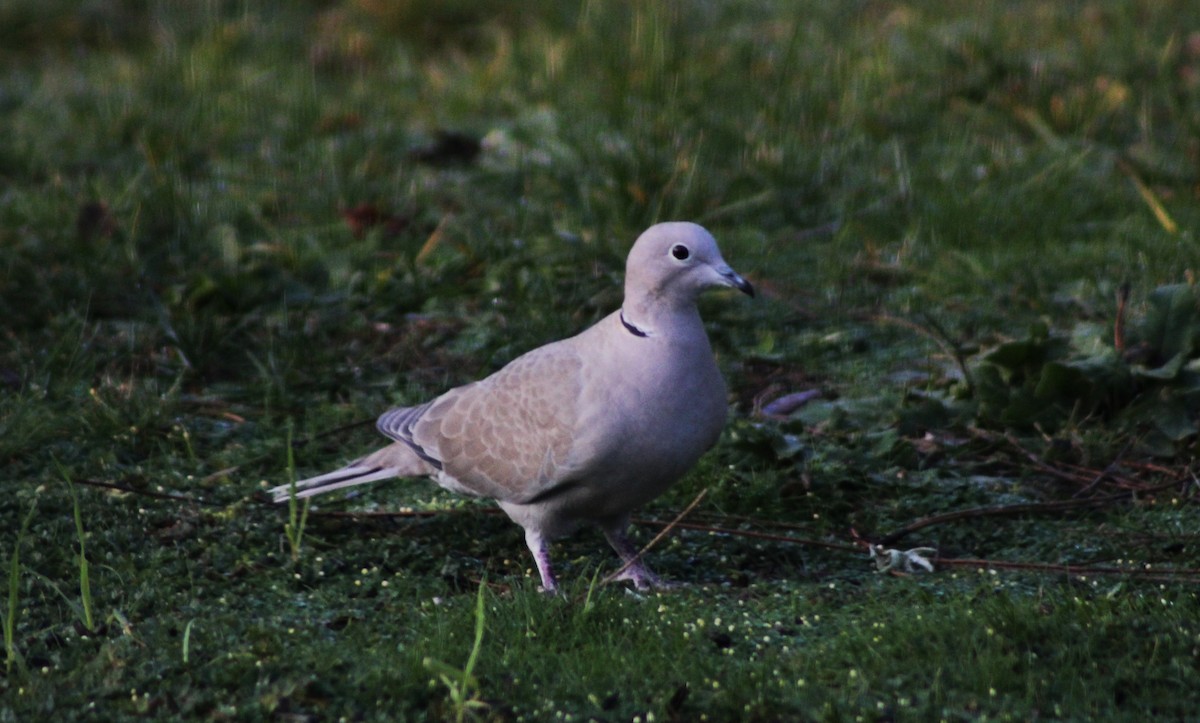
[547,311,729,522]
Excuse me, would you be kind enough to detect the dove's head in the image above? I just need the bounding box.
[624,222,754,306]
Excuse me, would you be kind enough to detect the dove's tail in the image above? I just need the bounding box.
[268,442,435,503]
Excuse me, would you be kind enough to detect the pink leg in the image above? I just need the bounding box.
[523,529,558,594]
[604,526,670,591]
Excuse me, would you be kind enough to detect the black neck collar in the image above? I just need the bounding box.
[619,309,650,338]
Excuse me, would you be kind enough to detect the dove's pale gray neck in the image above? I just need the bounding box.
[619,286,703,339]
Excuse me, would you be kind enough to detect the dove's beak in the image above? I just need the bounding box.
[719,267,755,297]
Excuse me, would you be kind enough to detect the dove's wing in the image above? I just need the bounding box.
[376,340,585,503]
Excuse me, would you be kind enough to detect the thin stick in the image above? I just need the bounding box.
[878,476,1188,546]
[633,519,860,553]
[873,312,974,393]
[80,464,1198,586]
[1113,281,1131,352]
[1072,437,1135,498]
[200,418,376,483]
[969,426,1172,492]
[936,556,1200,583]
[71,478,221,507]
[877,495,1126,546]
[309,508,461,519]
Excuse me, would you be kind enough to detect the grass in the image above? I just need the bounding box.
[422,579,490,722]
[282,419,311,563]
[58,469,96,634]
[3,501,37,676]
[2,0,1200,719]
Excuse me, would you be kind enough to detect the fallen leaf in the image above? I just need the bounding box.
[759,389,822,418]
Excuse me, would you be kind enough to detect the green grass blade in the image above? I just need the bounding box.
[53,459,95,632]
[182,619,195,664]
[463,578,487,680]
[4,500,37,674]
[282,418,310,562]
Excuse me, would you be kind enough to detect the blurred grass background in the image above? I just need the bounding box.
[2,1,1200,720]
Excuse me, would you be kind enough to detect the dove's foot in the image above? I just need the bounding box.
[604,526,678,591]
[611,563,679,591]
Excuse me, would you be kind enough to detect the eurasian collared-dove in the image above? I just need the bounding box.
[270,222,753,592]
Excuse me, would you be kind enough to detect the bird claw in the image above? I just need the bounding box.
[612,564,678,591]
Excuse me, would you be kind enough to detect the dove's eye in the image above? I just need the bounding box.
[670,244,690,261]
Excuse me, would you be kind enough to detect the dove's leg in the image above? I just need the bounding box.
[523,529,559,594]
[603,525,668,591]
